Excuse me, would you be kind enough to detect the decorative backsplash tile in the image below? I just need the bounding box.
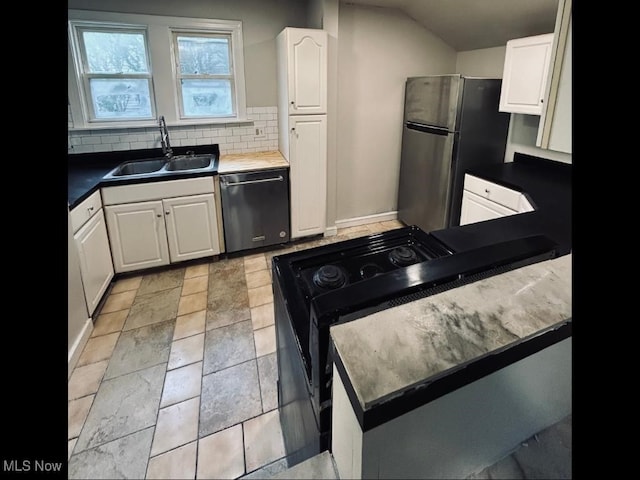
[68,107,279,155]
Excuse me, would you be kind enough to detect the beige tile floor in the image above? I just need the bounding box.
[68,220,571,479]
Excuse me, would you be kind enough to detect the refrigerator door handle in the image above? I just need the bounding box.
[406,122,450,136]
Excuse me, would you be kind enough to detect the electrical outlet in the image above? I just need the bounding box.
[255,127,266,138]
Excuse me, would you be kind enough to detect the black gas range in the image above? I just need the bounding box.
[272,226,557,467]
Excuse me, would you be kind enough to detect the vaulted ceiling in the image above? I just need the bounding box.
[341,0,559,51]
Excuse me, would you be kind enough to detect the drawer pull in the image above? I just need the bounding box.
[485,189,490,193]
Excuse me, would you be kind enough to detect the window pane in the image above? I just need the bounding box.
[89,78,152,119]
[83,30,149,74]
[177,36,230,75]
[181,79,233,116]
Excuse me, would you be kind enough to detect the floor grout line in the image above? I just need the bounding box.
[69,224,400,478]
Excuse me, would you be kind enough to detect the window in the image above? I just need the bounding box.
[68,10,247,129]
[173,32,235,118]
[75,26,155,121]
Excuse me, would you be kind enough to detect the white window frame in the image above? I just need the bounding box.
[68,9,247,130]
[171,30,237,120]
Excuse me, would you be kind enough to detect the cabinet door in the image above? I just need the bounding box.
[537,0,572,155]
[290,115,327,238]
[499,33,554,115]
[286,28,327,115]
[163,194,220,262]
[74,209,114,316]
[105,201,170,273]
[460,190,518,226]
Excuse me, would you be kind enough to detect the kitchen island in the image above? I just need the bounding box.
[432,153,572,256]
[330,253,571,479]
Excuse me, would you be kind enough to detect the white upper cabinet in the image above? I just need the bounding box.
[537,0,572,154]
[499,33,554,115]
[277,27,327,115]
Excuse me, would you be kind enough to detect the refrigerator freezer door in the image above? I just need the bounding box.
[397,125,456,233]
[404,75,462,131]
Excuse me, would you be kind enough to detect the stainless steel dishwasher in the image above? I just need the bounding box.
[219,168,290,253]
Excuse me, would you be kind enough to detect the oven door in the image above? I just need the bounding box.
[273,274,321,467]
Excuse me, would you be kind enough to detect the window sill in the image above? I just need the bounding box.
[68,117,253,132]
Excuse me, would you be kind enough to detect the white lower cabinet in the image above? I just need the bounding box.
[102,177,220,274]
[72,194,114,316]
[105,201,170,273]
[106,194,220,273]
[460,190,518,225]
[163,194,220,263]
[460,174,535,226]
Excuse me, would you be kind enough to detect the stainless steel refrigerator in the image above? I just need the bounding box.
[397,75,510,233]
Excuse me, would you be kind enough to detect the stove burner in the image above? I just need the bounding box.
[388,246,419,267]
[360,263,383,279]
[313,265,347,289]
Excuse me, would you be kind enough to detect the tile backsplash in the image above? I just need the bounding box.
[68,107,279,155]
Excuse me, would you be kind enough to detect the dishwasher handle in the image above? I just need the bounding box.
[222,175,284,187]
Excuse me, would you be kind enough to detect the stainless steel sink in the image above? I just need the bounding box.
[166,154,213,171]
[102,153,215,180]
[108,158,166,176]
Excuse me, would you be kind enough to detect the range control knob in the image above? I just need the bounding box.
[279,231,287,238]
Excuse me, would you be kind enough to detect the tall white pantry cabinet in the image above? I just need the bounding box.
[277,27,328,239]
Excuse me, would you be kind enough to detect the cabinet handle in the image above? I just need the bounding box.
[88,206,94,213]
[485,189,490,193]
[165,211,170,215]
[156,214,162,218]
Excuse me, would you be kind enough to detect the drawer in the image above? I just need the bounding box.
[70,190,102,233]
[463,174,522,211]
[101,176,215,205]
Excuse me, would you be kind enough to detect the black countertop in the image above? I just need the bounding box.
[68,144,220,209]
[69,147,571,258]
[431,153,572,256]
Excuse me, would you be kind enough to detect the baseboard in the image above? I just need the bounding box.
[68,318,94,379]
[335,211,398,229]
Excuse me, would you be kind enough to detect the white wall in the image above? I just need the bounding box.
[455,46,506,78]
[68,0,308,107]
[336,4,456,223]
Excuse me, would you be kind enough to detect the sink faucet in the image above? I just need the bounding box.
[158,115,173,158]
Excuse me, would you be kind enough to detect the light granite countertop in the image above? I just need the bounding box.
[330,253,572,411]
[218,150,288,174]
